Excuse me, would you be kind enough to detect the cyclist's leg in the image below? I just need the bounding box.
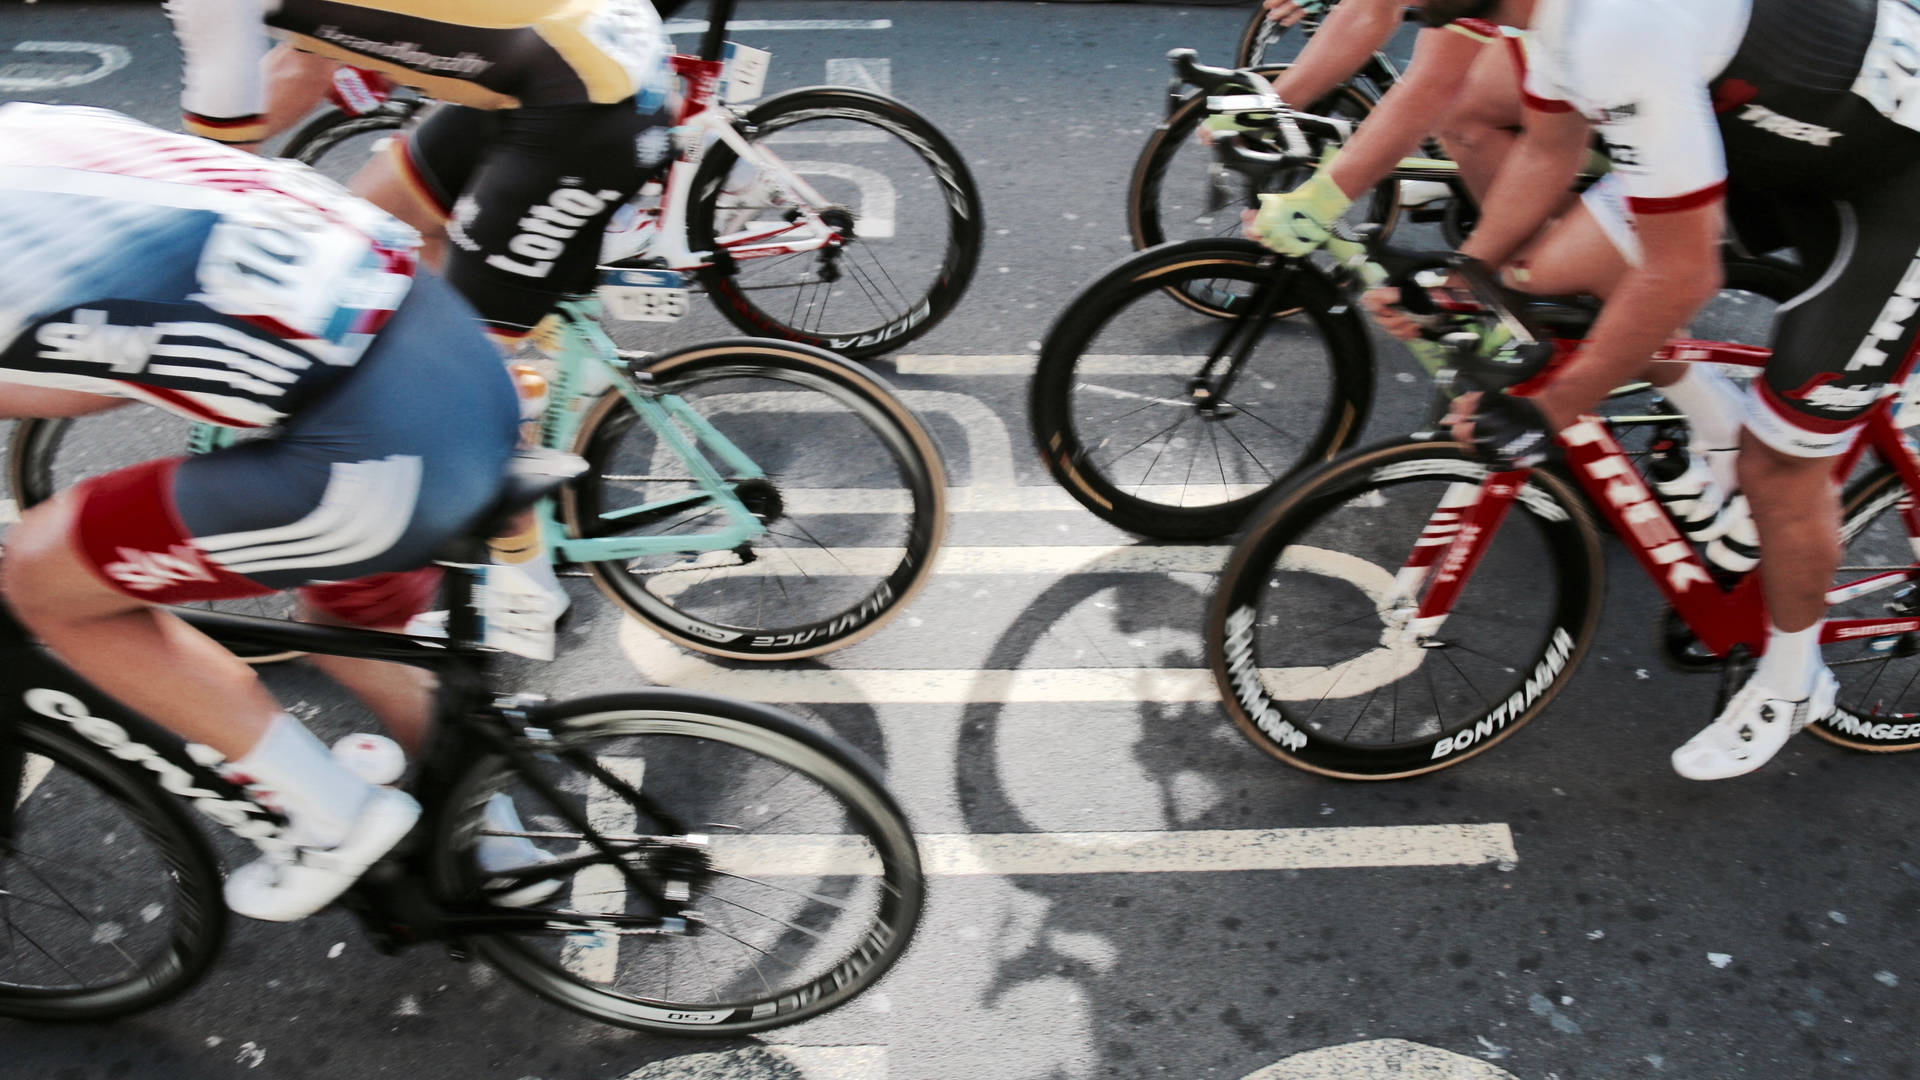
[263,44,341,143]
[1434,36,1524,201]
[430,101,669,344]
[347,103,492,273]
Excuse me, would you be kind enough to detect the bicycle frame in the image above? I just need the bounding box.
[533,298,769,565]
[0,585,696,940]
[1395,340,1920,658]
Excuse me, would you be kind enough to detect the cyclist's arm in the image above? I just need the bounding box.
[1454,100,1589,269]
[1322,23,1485,200]
[167,0,274,145]
[1533,199,1724,430]
[1270,0,1403,107]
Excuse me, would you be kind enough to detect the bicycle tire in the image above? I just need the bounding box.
[280,103,415,174]
[561,339,947,660]
[431,690,923,1036]
[1237,8,1304,68]
[5,416,305,665]
[684,86,984,360]
[1129,70,1394,311]
[1032,238,1372,540]
[0,718,227,1020]
[1206,438,1606,778]
[1807,465,1920,752]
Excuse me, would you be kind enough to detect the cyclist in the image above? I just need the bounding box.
[1371,0,1920,779]
[0,103,523,919]
[165,0,675,616]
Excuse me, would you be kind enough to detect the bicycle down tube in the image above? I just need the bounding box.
[1399,340,1920,660]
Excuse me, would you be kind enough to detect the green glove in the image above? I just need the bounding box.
[1248,169,1353,257]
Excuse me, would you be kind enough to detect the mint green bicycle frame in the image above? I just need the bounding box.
[188,296,770,566]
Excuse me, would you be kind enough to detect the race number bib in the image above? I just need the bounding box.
[1854,0,1920,131]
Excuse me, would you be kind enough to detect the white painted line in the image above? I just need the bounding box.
[622,1046,887,1080]
[618,543,1417,703]
[14,754,54,809]
[764,130,888,145]
[894,354,1212,375]
[825,57,893,97]
[561,756,646,984]
[664,19,892,32]
[787,160,895,237]
[0,42,131,91]
[1,496,17,525]
[702,825,1514,876]
[1245,1039,1521,1080]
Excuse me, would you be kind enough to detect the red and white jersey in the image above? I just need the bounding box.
[1520,0,1752,212]
[0,104,417,427]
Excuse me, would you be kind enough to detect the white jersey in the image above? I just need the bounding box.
[0,104,418,427]
[1520,0,1752,212]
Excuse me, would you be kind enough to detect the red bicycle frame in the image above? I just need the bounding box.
[1406,338,1920,657]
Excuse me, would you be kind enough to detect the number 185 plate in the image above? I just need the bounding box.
[599,267,690,322]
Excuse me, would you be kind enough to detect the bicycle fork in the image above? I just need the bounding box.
[1381,470,1528,645]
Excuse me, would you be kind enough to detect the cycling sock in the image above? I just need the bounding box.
[230,713,374,850]
[1754,620,1824,697]
[1658,365,1743,452]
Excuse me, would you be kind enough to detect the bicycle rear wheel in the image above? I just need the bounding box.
[6,414,304,663]
[685,87,983,360]
[1808,466,1920,752]
[1031,238,1372,540]
[433,691,923,1036]
[280,100,419,182]
[1206,439,1605,778]
[0,720,226,1020]
[561,339,947,660]
[1129,72,1392,295]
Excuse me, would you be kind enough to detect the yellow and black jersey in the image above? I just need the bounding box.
[166,0,670,142]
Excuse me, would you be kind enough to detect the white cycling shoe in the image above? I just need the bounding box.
[1671,667,1838,781]
[224,788,421,922]
[477,792,564,908]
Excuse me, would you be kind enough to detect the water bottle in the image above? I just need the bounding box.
[1704,494,1761,576]
[1645,430,1727,542]
[508,362,548,446]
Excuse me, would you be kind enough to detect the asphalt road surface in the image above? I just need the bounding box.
[3,3,1918,1079]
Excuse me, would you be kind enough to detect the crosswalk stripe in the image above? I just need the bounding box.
[696,826,1513,876]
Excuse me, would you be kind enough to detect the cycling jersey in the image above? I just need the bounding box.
[167,0,670,142]
[1515,0,1920,456]
[0,103,417,427]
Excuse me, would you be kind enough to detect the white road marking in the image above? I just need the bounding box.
[664,19,892,33]
[895,353,1208,375]
[621,1046,887,1080]
[786,161,895,237]
[560,756,647,984]
[1,497,16,525]
[1244,1039,1521,1080]
[14,754,54,809]
[697,825,1511,876]
[618,543,1414,703]
[0,41,130,91]
[825,57,893,97]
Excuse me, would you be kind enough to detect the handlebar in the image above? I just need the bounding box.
[1210,134,1555,387]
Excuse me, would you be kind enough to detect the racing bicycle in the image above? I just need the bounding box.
[281,0,984,361]
[0,449,924,1032]
[8,303,949,662]
[1204,256,1920,779]
[1038,96,1801,541]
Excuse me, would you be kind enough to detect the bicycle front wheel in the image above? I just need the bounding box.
[1032,238,1372,540]
[561,339,947,660]
[1207,439,1605,778]
[685,87,984,360]
[0,720,227,1020]
[6,414,304,663]
[1129,72,1391,293]
[432,691,924,1036]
